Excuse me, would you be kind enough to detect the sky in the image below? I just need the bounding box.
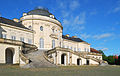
[0,0,120,56]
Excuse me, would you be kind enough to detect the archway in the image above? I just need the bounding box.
[86,59,89,65]
[61,54,67,65]
[77,58,81,65]
[5,48,14,64]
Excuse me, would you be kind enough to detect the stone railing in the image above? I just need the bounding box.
[47,47,102,63]
[0,38,38,64]
[73,52,102,63]
[20,50,30,64]
[0,38,22,45]
[43,51,54,64]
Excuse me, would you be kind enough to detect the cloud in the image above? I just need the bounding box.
[96,47,109,51]
[63,19,70,25]
[69,0,80,10]
[61,11,70,18]
[108,0,120,13]
[62,12,86,32]
[101,48,109,51]
[74,12,86,24]
[89,11,97,15]
[80,33,91,39]
[113,7,120,13]
[59,2,66,9]
[93,33,113,40]
[62,12,86,25]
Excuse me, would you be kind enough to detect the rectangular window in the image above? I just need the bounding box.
[2,34,7,39]
[74,48,76,51]
[28,39,32,44]
[87,48,89,52]
[40,38,44,48]
[20,37,24,42]
[84,48,88,52]
[67,46,69,49]
[52,40,55,48]
[78,48,81,51]
[11,36,16,40]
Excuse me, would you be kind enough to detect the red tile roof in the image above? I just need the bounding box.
[90,48,100,53]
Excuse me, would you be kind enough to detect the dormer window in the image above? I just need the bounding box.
[40,26,43,31]
[50,15,54,18]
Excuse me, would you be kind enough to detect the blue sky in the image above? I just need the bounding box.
[0,0,120,56]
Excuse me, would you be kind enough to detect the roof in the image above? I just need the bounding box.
[0,17,30,30]
[62,35,86,42]
[90,48,100,53]
[27,8,57,19]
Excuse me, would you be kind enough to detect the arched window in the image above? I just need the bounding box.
[40,26,43,31]
[52,40,55,48]
[40,38,44,49]
[52,29,54,33]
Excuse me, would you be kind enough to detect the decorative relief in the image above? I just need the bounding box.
[49,34,58,39]
[45,24,50,26]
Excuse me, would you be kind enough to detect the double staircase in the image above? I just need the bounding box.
[21,50,56,68]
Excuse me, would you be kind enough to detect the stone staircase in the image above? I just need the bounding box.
[72,51,103,63]
[21,50,56,68]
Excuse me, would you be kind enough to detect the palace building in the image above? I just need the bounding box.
[0,8,103,67]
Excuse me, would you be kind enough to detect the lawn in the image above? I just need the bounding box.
[0,65,120,76]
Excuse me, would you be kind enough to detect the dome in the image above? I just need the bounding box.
[27,7,56,19]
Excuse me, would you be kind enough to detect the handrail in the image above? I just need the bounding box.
[20,50,30,64]
[43,51,54,64]
[47,47,102,63]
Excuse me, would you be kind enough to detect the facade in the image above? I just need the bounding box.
[0,8,103,66]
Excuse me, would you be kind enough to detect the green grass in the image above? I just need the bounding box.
[0,65,120,76]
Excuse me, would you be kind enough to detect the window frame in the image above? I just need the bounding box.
[40,26,43,31]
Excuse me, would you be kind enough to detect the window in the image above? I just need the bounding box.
[52,29,54,33]
[67,46,69,49]
[74,48,76,51]
[20,37,24,42]
[40,26,43,31]
[52,40,55,48]
[28,39,32,44]
[87,48,89,52]
[78,48,81,51]
[40,38,44,48]
[11,36,16,40]
[59,42,61,47]
[84,48,87,52]
[2,34,6,39]
[69,47,71,49]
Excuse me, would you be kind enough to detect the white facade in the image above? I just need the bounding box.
[0,8,102,66]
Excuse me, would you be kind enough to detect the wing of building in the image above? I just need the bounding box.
[0,7,103,67]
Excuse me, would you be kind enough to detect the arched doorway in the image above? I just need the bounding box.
[77,58,81,65]
[86,59,89,65]
[5,48,14,64]
[61,54,67,65]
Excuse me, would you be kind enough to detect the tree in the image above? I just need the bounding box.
[99,50,108,61]
[107,55,115,65]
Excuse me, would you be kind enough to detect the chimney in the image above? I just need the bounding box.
[13,18,19,22]
[72,36,77,38]
[23,13,27,16]
[65,34,69,37]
